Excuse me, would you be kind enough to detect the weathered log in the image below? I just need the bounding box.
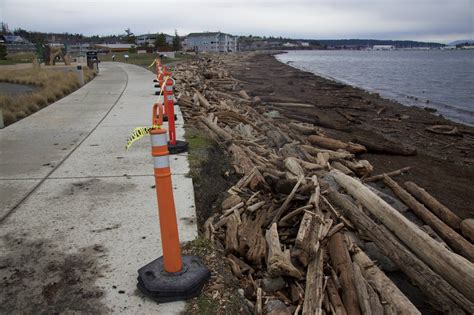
[330,161,354,175]
[265,223,302,278]
[255,287,262,315]
[302,248,325,315]
[308,135,367,154]
[239,211,267,267]
[461,219,474,243]
[354,136,417,156]
[328,232,361,315]
[351,262,373,315]
[384,175,474,262]
[279,205,313,224]
[225,212,241,253]
[364,278,384,315]
[352,250,420,315]
[193,90,212,109]
[288,122,322,135]
[270,175,305,225]
[340,159,373,177]
[327,187,474,313]
[238,89,251,100]
[270,102,314,108]
[326,277,348,315]
[404,181,462,230]
[362,166,411,182]
[222,194,243,210]
[302,145,354,160]
[199,115,233,141]
[284,158,306,182]
[330,169,474,302]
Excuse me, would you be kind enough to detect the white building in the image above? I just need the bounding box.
[372,45,395,50]
[136,34,173,46]
[183,32,237,53]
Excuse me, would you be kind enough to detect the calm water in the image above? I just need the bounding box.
[276,50,474,126]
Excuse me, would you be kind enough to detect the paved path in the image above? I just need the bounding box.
[0,62,196,313]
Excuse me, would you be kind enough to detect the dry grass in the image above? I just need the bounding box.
[0,66,96,126]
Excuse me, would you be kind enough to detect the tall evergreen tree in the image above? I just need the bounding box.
[172,30,181,51]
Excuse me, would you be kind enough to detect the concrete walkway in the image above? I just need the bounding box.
[0,62,196,313]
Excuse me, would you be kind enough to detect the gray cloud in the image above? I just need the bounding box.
[1,0,472,42]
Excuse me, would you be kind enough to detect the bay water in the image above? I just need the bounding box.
[276,50,474,126]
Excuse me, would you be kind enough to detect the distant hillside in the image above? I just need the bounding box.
[313,39,444,48]
[449,39,474,46]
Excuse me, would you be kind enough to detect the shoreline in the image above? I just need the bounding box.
[274,50,474,127]
[228,51,474,218]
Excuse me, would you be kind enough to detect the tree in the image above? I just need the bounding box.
[1,22,10,35]
[172,30,181,51]
[155,33,167,48]
[125,28,135,44]
[0,43,7,60]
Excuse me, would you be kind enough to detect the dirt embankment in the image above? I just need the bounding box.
[229,52,474,219]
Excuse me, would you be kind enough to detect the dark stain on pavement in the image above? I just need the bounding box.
[65,178,137,197]
[0,233,109,313]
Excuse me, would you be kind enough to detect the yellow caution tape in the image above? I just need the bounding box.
[125,125,161,150]
[148,58,157,68]
[156,75,170,99]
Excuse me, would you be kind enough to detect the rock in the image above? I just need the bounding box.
[221,195,242,210]
[264,299,292,315]
[364,242,398,272]
[262,276,286,293]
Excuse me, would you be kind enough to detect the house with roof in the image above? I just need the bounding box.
[183,32,237,53]
[0,35,35,52]
[136,34,173,46]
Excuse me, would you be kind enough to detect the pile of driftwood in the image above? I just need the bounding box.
[172,55,474,315]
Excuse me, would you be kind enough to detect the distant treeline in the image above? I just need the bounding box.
[313,39,444,48]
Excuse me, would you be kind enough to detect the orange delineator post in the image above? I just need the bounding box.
[150,126,183,273]
[150,103,182,272]
[163,76,177,145]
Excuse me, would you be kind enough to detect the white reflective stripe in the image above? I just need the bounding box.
[167,95,174,101]
[165,85,173,91]
[153,155,170,168]
[151,133,167,146]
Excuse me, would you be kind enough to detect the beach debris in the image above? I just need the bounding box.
[426,124,461,136]
[171,55,474,314]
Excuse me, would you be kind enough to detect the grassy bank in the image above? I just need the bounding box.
[99,52,192,69]
[0,66,95,126]
[0,52,36,65]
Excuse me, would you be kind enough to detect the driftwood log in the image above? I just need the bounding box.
[327,188,474,313]
[328,232,361,315]
[384,175,474,262]
[329,169,474,302]
[404,181,462,230]
[308,135,367,154]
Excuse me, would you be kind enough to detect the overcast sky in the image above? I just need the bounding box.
[0,0,472,43]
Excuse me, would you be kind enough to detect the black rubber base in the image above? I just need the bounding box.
[168,140,188,154]
[137,255,210,303]
[163,114,178,122]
